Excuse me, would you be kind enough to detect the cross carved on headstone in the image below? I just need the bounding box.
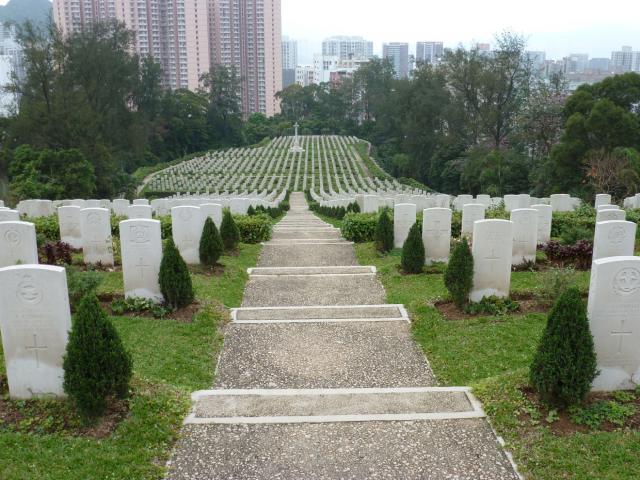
[484,248,502,273]
[25,334,47,368]
[611,319,633,354]
[135,257,150,278]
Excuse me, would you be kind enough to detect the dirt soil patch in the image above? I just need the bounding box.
[435,293,549,321]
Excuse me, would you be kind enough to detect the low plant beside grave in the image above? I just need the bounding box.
[159,238,194,309]
[220,209,240,251]
[464,296,520,316]
[234,214,272,244]
[443,238,474,308]
[341,212,377,243]
[110,296,171,319]
[401,223,425,274]
[375,210,394,253]
[199,218,224,266]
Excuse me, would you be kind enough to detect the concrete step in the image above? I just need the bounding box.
[213,322,434,389]
[249,266,375,276]
[166,419,520,479]
[241,273,386,307]
[258,244,358,267]
[187,387,483,424]
[266,239,350,245]
[232,304,408,323]
[271,230,342,240]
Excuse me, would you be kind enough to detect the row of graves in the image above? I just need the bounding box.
[317,189,640,393]
[0,191,287,399]
[144,135,414,197]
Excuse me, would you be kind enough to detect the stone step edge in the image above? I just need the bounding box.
[247,266,376,277]
[264,240,351,245]
[231,303,409,324]
[184,387,485,425]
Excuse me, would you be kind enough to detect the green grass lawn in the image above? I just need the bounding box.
[0,243,261,480]
[354,242,640,480]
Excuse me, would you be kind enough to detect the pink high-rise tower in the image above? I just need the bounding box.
[53,0,281,115]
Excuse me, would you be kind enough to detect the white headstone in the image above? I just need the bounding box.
[588,256,640,391]
[531,204,552,245]
[511,208,539,265]
[200,203,223,229]
[503,195,519,212]
[435,194,451,208]
[57,206,83,249]
[394,203,416,248]
[133,199,150,206]
[127,205,153,220]
[518,194,531,208]
[230,198,248,215]
[470,220,513,302]
[85,199,101,208]
[422,208,452,265]
[461,204,486,239]
[171,206,203,264]
[596,208,625,223]
[550,194,573,212]
[592,221,637,261]
[0,209,20,222]
[0,221,38,267]
[597,204,619,211]
[476,194,491,207]
[595,194,612,208]
[454,195,474,211]
[0,265,71,398]
[120,219,163,302]
[80,208,114,266]
[112,199,130,216]
[362,195,380,213]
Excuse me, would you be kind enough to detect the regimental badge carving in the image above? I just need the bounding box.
[17,274,43,305]
[613,268,640,296]
[130,225,151,244]
[608,226,627,245]
[4,228,21,246]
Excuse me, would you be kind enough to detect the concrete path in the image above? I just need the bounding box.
[166,193,520,479]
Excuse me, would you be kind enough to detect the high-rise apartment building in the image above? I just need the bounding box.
[53,0,283,116]
[322,36,373,60]
[383,42,409,79]
[282,36,298,88]
[611,46,640,72]
[416,41,443,65]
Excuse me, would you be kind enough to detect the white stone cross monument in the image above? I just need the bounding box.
[422,208,452,265]
[290,122,305,153]
[470,220,514,302]
[120,219,163,302]
[588,256,640,391]
[0,265,72,398]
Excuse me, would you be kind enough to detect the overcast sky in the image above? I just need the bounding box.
[282,0,640,64]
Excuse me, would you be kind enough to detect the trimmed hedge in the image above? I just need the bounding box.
[234,214,273,244]
[341,213,378,243]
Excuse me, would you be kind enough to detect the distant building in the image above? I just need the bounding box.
[53,0,283,117]
[588,58,610,72]
[0,24,23,116]
[383,42,409,79]
[282,36,298,88]
[416,41,443,65]
[322,36,374,60]
[611,46,635,72]
[526,51,546,76]
[295,65,317,87]
[566,53,589,73]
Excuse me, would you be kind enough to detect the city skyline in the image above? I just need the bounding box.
[282,0,640,64]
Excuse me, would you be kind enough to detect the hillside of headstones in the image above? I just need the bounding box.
[0,135,639,412]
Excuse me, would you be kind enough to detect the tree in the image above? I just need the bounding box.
[374,210,394,253]
[401,223,425,274]
[199,217,224,266]
[444,238,474,308]
[200,65,244,147]
[159,238,194,309]
[220,209,240,251]
[63,294,132,419]
[530,288,598,408]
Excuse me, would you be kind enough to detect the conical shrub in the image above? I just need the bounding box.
[159,237,194,309]
[199,217,224,266]
[530,288,598,409]
[444,237,474,308]
[63,294,132,419]
[247,205,256,216]
[401,223,425,274]
[220,209,240,251]
[375,211,394,253]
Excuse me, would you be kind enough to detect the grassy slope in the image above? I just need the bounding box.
[0,243,261,480]
[354,242,640,480]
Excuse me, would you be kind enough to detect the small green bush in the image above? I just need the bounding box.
[465,296,519,316]
[66,269,103,310]
[341,212,377,242]
[374,210,394,253]
[444,237,474,308]
[159,238,194,309]
[63,294,132,420]
[158,215,172,239]
[247,205,256,216]
[234,214,272,243]
[199,217,224,266]
[530,288,598,409]
[220,209,240,250]
[31,215,60,246]
[401,223,425,274]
